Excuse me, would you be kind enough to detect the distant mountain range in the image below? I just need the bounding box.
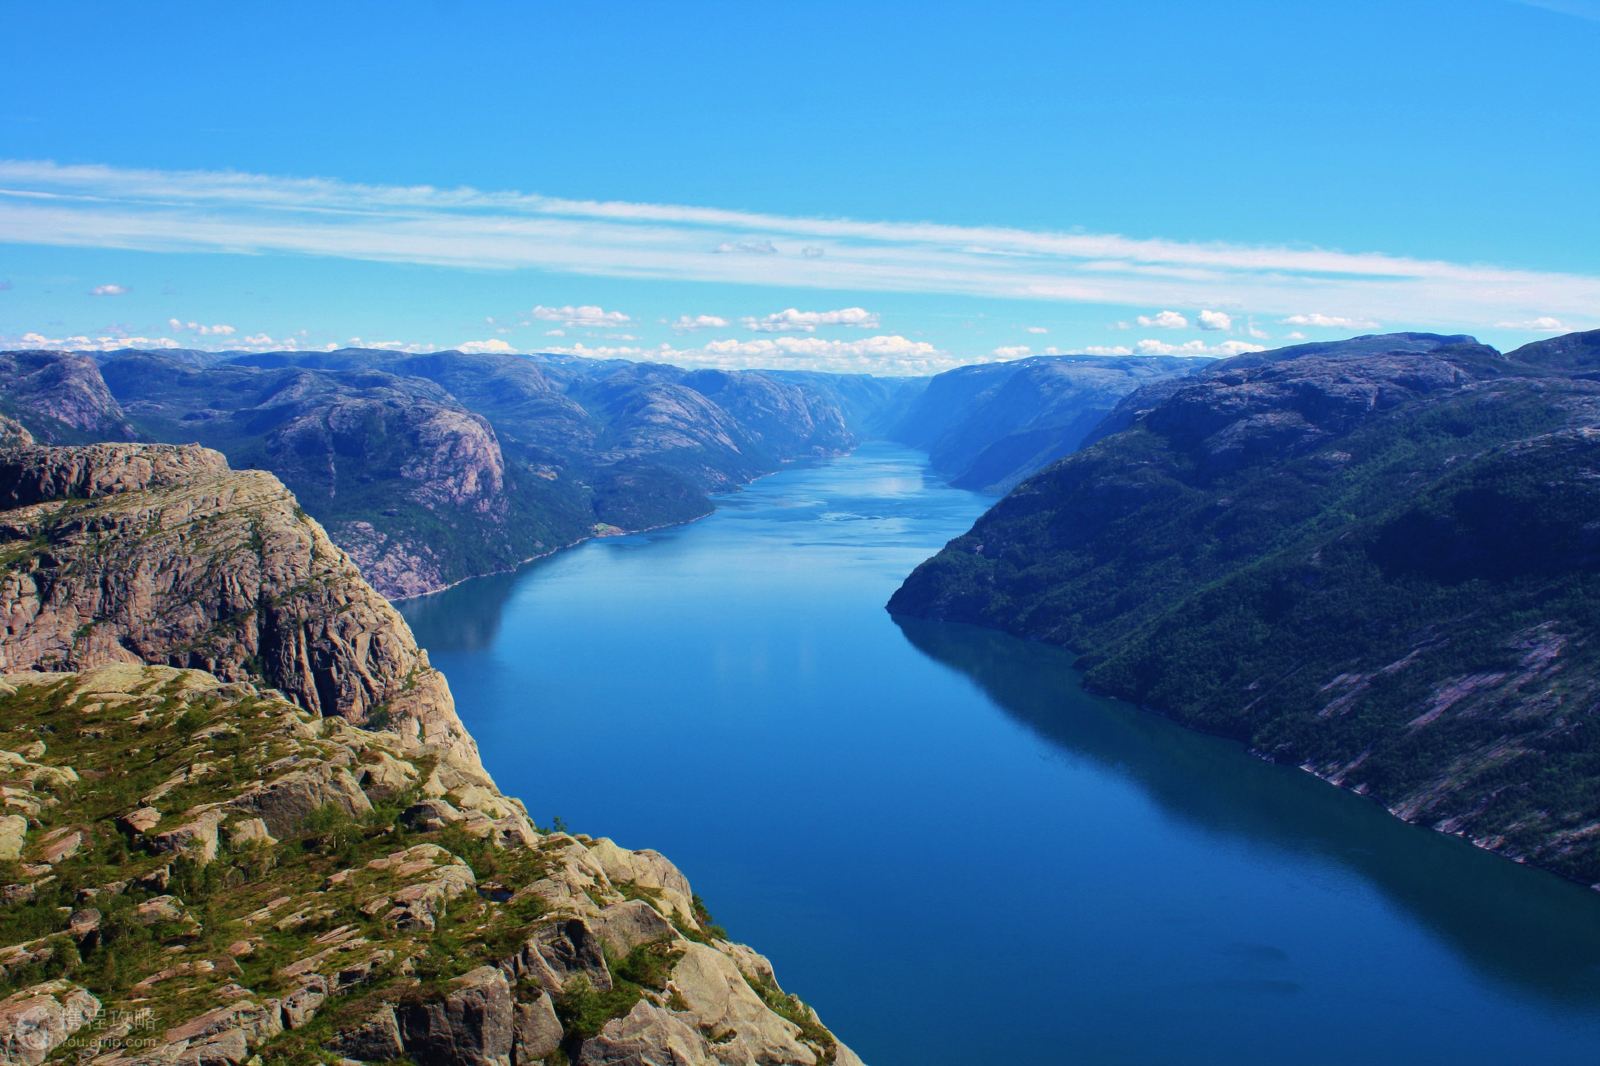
[887,354,1196,492]
[0,347,927,598]
[892,330,1600,887]
[0,346,1189,598]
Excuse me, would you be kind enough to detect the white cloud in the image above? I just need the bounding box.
[1197,309,1233,331]
[543,328,566,337]
[1246,318,1269,339]
[991,345,1032,358]
[1025,326,1048,334]
[527,304,631,328]
[168,318,236,336]
[1286,331,1307,340]
[539,333,945,375]
[12,329,178,350]
[89,283,127,296]
[1495,316,1569,332]
[715,239,778,255]
[1283,312,1380,329]
[1135,338,1266,357]
[669,314,729,332]
[1137,310,1189,329]
[458,338,516,354]
[1083,345,1135,356]
[4,160,1599,333]
[740,307,880,332]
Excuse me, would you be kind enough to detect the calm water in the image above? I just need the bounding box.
[401,442,1600,1065]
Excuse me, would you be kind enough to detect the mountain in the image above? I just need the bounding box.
[891,331,1600,887]
[0,420,862,1066]
[0,348,898,599]
[888,354,1198,493]
[0,351,137,444]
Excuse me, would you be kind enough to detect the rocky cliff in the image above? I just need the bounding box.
[0,429,861,1065]
[891,331,1600,888]
[0,419,476,773]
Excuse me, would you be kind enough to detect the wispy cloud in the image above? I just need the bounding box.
[2,160,1598,330]
[89,282,127,296]
[1512,0,1600,22]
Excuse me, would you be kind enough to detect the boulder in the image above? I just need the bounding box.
[592,900,677,957]
[397,965,515,1066]
[0,816,24,862]
[511,991,563,1062]
[0,979,100,1066]
[575,1000,712,1066]
[503,918,611,995]
[229,764,372,838]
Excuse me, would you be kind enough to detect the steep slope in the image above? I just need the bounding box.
[0,350,137,444]
[93,352,551,600]
[889,355,1196,492]
[891,331,1600,887]
[0,419,479,772]
[0,431,862,1066]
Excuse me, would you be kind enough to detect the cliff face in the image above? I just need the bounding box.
[891,331,1600,887]
[0,421,479,773]
[0,430,861,1066]
[0,348,892,599]
[0,351,136,444]
[889,355,1196,493]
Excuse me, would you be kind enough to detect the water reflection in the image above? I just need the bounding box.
[894,615,1600,1006]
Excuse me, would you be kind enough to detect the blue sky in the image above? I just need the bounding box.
[2,0,1597,374]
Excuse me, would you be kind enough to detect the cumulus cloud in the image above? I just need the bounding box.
[1495,316,1569,332]
[740,307,880,332]
[527,304,631,328]
[991,345,1032,358]
[1083,345,1135,356]
[1025,326,1048,334]
[1137,310,1188,329]
[12,329,177,351]
[539,333,945,375]
[1135,338,1266,357]
[669,314,730,332]
[1283,312,1380,329]
[89,283,128,296]
[168,318,236,336]
[458,338,516,354]
[544,328,566,337]
[1197,309,1233,331]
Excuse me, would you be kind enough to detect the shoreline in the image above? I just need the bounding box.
[386,445,858,604]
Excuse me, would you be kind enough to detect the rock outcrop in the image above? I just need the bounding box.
[0,424,480,773]
[0,665,860,1065]
[892,330,1600,888]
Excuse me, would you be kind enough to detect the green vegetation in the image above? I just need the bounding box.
[893,338,1600,884]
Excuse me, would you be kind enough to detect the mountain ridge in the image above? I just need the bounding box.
[891,329,1600,888]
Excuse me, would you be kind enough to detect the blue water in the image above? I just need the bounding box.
[401,443,1600,1065]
